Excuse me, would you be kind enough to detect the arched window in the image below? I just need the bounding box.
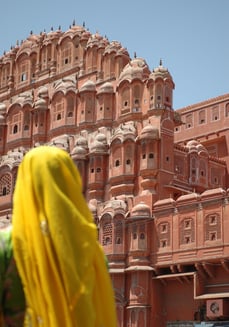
[53,95,64,122]
[155,84,163,108]
[13,125,18,134]
[102,222,112,245]
[185,114,193,128]
[225,103,229,117]
[133,85,141,109]
[67,95,74,120]
[140,233,145,240]
[211,106,219,121]
[199,110,206,124]
[114,220,123,245]
[0,173,11,196]
[121,87,130,113]
[61,42,72,68]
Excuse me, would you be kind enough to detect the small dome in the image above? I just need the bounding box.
[185,140,208,154]
[16,37,35,58]
[176,192,200,203]
[71,145,87,157]
[53,77,76,94]
[97,82,114,94]
[87,32,104,48]
[34,98,47,110]
[11,93,33,107]
[90,140,107,153]
[119,57,150,83]
[111,122,136,143]
[81,29,91,42]
[95,132,107,144]
[45,29,62,42]
[150,60,174,83]
[104,40,123,55]
[42,30,62,46]
[38,86,49,98]
[79,80,96,92]
[58,24,83,42]
[140,124,159,140]
[131,201,151,217]
[75,135,88,148]
[64,24,84,35]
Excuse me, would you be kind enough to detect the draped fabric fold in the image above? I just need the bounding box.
[12,146,117,327]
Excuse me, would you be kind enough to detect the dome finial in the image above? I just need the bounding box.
[134,51,137,58]
[159,58,163,66]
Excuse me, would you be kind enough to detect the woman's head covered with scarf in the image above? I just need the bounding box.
[12,146,117,327]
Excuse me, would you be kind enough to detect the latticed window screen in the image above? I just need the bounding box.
[102,222,112,245]
[0,173,11,196]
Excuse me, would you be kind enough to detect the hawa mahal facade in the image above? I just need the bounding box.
[1,23,229,326]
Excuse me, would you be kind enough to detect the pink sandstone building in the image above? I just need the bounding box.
[0,23,229,326]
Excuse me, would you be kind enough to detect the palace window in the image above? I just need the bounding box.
[185,113,193,128]
[211,106,219,121]
[61,45,72,68]
[158,222,170,248]
[199,110,206,124]
[18,59,29,84]
[114,219,123,245]
[0,173,11,196]
[205,213,221,241]
[180,217,195,245]
[54,97,64,121]
[225,103,229,117]
[115,159,120,167]
[102,222,112,245]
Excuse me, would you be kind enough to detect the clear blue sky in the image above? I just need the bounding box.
[0,0,228,109]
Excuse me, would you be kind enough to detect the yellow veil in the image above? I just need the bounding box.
[12,146,117,327]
